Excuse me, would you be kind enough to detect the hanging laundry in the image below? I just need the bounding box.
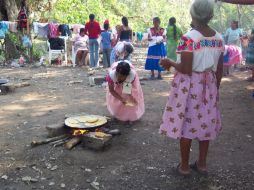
[48,23,59,38]
[70,24,84,34]
[0,22,9,39]
[9,22,18,33]
[58,24,71,36]
[22,35,32,48]
[33,22,48,38]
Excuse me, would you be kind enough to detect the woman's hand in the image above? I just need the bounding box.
[160,58,172,71]
[120,98,127,105]
[129,95,137,105]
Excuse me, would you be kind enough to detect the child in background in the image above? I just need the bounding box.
[101,20,112,68]
[106,60,144,123]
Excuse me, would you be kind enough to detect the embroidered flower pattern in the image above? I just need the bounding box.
[177,36,194,51]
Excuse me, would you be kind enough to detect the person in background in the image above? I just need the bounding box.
[241,32,249,62]
[160,0,224,176]
[110,41,134,65]
[137,32,143,47]
[166,17,183,61]
[73,28,89,66]
[117,17,132,42]
[106,60,144,123]
[225,21,243,47]
[223,45,242,76]
[145,17,166,80]
[101,20,112,68]
[84,14,101,67]
[246,29,254,82]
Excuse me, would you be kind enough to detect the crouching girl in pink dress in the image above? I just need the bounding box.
[106,60,145,122]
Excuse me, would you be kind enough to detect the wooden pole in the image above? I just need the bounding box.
[237,4,242,28]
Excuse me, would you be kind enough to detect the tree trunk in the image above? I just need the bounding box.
[4,0,19,21]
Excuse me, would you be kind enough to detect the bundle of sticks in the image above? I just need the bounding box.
[31,135,82,150]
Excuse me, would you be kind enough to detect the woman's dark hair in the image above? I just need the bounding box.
[89,14,95,21]
[80,28,85,33]
[169,17,177,40]
[104,23,109,30]
[116,61,131,76]
[122,16,128,27]
[21,0,26,7]
[153,17,161,24]
[125,43,134,55]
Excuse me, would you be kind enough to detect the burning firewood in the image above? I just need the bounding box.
[65,137,82,150]
[31,134,69,147]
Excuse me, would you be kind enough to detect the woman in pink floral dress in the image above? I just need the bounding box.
[160,0,224,176]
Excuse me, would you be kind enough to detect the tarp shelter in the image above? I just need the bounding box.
[218,0,254,4]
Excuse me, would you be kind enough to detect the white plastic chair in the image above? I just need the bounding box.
[47,36,68,66]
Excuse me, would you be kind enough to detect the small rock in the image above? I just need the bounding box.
[86,179,91,183]
[147,167,155,170]
[1,175,8,180]
[246,134,252,138]
[49,182,55,186]
[90,182,99,190]
[60,183,66,188]
[51,165,58,171]
[22,176,38,183]
[85,168,92,172]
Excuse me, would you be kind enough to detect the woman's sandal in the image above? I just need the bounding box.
[190,161,208,176]
[176,164,191,177]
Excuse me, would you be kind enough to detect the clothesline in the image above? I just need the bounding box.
[0,20,85,38]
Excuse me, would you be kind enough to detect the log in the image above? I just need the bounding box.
[64,137,82,150]
[51,137,70,147]
[31,134,69,147]
[0,82,30,95]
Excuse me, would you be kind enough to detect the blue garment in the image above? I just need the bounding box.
[0,22,9,39]
[101,31,112,49]
[89,39,99,67]
[145,43,166,71]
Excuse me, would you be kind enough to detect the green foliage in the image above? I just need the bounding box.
[32,40,48,60]
[27,0,254,34]
[7,32,26,52]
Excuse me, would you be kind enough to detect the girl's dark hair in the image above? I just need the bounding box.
[116,62,131,76]
[125,43,134,55]
[104,23,109,30]
[80,28,85,33]
[153,17,161,24]
[169,17,177,40]
[122,16,128,27]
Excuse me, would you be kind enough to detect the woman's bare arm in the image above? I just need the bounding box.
[160,51,193,75]
[108,83,125,103]
[216,53,223,89]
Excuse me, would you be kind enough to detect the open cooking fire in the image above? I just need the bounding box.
[72,129,89,136]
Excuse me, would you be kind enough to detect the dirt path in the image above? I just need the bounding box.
[0,61,254,190]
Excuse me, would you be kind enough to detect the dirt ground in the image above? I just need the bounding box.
[0,50,254,190]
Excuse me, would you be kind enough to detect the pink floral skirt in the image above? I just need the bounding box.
[160,71,222,141]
